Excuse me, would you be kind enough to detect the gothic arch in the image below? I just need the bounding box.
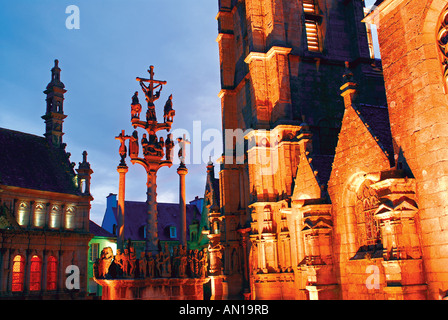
[435,3,448,92]
[340,172,368,257]
[421,0,448,93]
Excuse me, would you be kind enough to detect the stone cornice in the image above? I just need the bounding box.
[244,46,293,64]
[363,0,406,25]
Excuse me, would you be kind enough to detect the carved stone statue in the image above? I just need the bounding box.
[131,91,142,119]
[139,252,147,278]
[179,245,187,278]
[156,252,163,277]
[97,247,114,278]
[188,250,196,277]
[114,249,123,277]
[141,133,149,156]
[163,94,175,123]
[115,131,130,166]
[147,252,155,278]
[122,248,130,277]
[165,134,174,161]
[146,106,157,122]
[129,130,139,158]
[129,246,137,277]
[193,249,200,278]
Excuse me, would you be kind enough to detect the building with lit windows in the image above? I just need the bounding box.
[0,60,93,299]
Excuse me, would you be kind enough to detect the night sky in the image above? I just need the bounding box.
[0,0,378,224]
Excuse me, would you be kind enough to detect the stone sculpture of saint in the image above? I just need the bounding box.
[128,246,137,277]
[131,91,142,119]
[129,130,139,158]
[179,245,187,278]
[139,252,147,278]
[141,133,149,156]
[165,134,174,161]
[122,248,130,277]
[163,94,175,123]
[147,253,155,278]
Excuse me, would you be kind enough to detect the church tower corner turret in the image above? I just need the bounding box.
[42,59,67,148]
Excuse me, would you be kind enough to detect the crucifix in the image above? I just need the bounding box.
[115,130,131,166]
[177,134,191,165]
[136,65,167,106]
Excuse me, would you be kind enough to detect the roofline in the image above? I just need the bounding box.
[0,184,90,201]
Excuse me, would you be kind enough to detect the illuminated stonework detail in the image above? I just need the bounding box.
[34,202,46,228]
[355,181,381,247]
[49,204,61,229]
[437,7,448,90]
[17,201,29,226]
[65,206,76,230]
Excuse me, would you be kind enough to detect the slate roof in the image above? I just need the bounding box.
[90,220,115,238]
[112,201,200,242]
[355,104,395,166]
[310,155,334,187]
[374,0,384,6]
[0,127,79,195]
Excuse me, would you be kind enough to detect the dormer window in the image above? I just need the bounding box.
[169,226,177,239]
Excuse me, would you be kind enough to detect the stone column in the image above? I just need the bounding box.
[177,163,188,247]
[0,248,7,293]
[237,227,251,299]
[57,250,65,291]
[117,165,128,251]
[23,249,32,294]
[146,169,159,255]
[41,250,48,293]
[6,249,15,293]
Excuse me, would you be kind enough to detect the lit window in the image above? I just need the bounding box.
[169,226,177,239]
[29,255,42,291]
[90,243,99,262]
[305,20,320,52]
[47,256,57,291]
[355,181,381,246]
[12,255,25,292]
[303,0,316,13]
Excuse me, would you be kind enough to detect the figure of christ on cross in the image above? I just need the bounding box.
[177,134,191,165]
[115,130,131,166]
[136,65,167,106]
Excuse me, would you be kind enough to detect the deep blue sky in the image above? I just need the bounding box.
[0,0,378,225]
[0,0,223,224]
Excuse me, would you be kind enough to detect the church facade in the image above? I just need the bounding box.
[0,60,93,299]
[213,0,448,300]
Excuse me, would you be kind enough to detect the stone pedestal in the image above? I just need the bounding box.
[94,277,210,300]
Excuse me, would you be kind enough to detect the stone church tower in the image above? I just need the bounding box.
[216,0,387,299]
[362,0,448,300]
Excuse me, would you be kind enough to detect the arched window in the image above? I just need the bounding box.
[29,255,42,291]
[11,255,25,292]
[355,181,381,247]
[437,6,448,91]
[47,256,58,291]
